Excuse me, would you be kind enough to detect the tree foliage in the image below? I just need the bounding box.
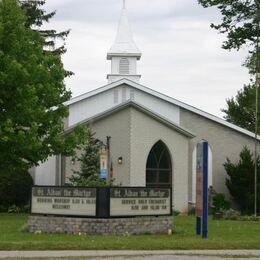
[69,128,107,187]
[20,0,70,55]
[212,192,231,212]
[224,147,260,214]
[198,0,260,132]
[0,169,33,207]
[222,83,260,133]
[19,0,73,77]
[198,0,259,52]
[0,0,85,173]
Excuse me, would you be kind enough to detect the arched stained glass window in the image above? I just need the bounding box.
[146,141,172,187]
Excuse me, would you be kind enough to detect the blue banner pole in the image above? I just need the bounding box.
[202,141,208,239]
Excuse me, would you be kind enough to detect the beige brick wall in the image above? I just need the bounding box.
[64,108,131,186]
[130,107,190,212]
[180,108,258,202]
[64,106,191,212]
[93,108,131,186]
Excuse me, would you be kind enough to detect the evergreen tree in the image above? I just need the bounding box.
[69,128,107,187]
[19,0,73,78]
[0,0,85,173]
[224,147,260,214]
[19,0,69,55]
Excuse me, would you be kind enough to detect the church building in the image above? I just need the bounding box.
[34,3,258,213]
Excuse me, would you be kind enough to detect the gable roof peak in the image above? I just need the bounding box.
[66,78,260,140]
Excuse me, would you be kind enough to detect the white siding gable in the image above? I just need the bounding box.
[68,84,180,127]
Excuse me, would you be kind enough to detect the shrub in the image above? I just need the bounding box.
[0,205,7,212]
[240,215,260,221]
[8,205,21,213]
[224,146,260,214]
[173,209,180,216]
[222,209,241,220]
[0,170,33,207]
[212,193,230,212]
[188,206,195,216]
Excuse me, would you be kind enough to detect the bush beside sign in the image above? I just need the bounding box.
[31,186,172,218]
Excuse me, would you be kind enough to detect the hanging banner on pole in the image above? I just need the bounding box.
[100,148,108,179]
[195,141,208,239]
[196,143,203,217]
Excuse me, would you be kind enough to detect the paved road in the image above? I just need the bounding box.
[1,250,260,259]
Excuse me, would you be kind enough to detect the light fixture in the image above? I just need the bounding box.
[118,157,123,164]
[71,158,76,165]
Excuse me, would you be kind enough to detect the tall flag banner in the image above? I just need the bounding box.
[196,141,208,239]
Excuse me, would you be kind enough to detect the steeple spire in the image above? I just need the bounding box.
[107,1,142,83]
[107,2,141,59]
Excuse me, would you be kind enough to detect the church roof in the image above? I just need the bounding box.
[63,100,195,138]
[107,3,141,60]
[65,78,260,140]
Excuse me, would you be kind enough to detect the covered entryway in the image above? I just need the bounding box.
[146,140,172,187]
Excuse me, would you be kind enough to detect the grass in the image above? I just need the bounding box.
[0,213,260,250]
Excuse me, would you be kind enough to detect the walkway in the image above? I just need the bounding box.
[1,250,260,259]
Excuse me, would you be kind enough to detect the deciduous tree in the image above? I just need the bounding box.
[0,0,85,173]
[198,0,260,132]
[198,0,259,53]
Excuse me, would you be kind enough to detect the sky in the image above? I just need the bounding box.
[44,0,251,118]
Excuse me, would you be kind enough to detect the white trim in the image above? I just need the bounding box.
[65,78,260,140]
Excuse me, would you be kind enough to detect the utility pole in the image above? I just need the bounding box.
[254,0,260,217]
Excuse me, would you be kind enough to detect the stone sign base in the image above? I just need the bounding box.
[27,215,172,235]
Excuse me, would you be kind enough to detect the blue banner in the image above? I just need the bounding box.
[196,141,208,239]
[100,169,108,179]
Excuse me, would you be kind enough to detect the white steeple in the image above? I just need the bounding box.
[107,1,142,83]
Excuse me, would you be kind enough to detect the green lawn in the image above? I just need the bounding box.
[0,214,260,250]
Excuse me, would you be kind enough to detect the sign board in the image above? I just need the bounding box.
[100,148,108,179]
[31,187,96,217]
[110,188,171,216]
